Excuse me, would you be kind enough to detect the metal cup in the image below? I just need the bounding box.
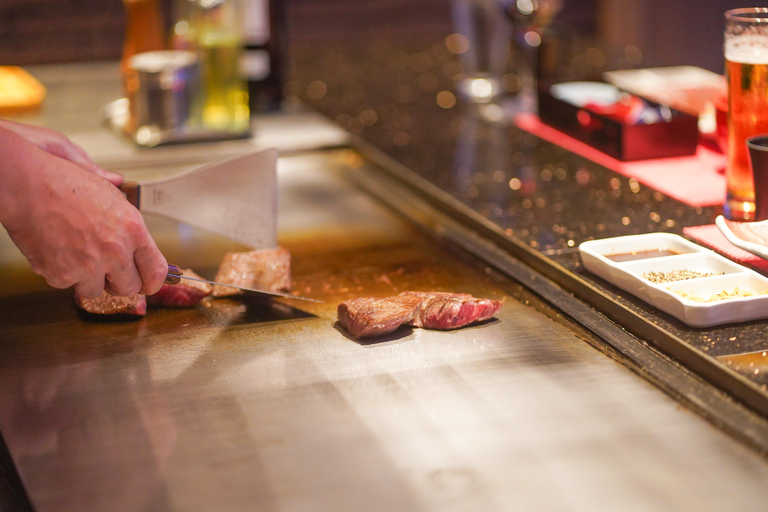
[127,50,198,146]
[746,135,768,221]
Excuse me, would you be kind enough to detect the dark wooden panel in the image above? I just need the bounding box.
[0,0,453,65]
[0,0,128,65]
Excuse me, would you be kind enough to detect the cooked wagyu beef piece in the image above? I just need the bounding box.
[148,268,212,308]
[211,246,291,298]
[407,291,503,329]
[337,292,426,340]
[338,291,503,339]
[75,291,147,317]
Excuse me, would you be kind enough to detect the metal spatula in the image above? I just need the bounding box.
[120,148,278,249]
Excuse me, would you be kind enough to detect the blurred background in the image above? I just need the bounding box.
[0,0,753,74]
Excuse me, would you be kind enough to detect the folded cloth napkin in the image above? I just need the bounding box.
[514,114,726,208]
[683,224,768,273]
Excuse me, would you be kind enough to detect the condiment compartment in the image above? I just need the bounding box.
[579,233,768,327]
[661,273,768,327]
[578,233,702,295]
[621,252,746,282]
[579,232,701,262]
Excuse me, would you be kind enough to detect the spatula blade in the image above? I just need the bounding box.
[133,148,278,249]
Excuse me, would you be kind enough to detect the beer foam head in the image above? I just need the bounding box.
[725,34,768,64]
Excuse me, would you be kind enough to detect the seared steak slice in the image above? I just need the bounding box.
[212,247,292,298]
[337,293,425,339]
[338,291,502,339]
[148,268,212,308]
[75,291,147,317]
[406,291,502,330]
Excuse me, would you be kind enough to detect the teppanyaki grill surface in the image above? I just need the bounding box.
[0,218,513,351]
[2,151,767,511]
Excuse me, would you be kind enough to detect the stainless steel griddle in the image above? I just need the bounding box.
[0,62,767,512]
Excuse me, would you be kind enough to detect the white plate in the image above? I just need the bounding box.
[579,233,768,327]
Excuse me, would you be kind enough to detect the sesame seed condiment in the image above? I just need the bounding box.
[642,270,723,284]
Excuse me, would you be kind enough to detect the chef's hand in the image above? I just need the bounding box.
[0,123,167,298]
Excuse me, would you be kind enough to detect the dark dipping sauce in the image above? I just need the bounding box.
[605,249,683,262]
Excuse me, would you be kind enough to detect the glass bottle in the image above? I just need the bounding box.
[190,0,250,133]
[241,0,286,112]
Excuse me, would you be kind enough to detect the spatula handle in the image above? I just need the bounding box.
[120,182,141,208]
[165,264,183,285]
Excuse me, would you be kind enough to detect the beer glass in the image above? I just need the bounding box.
[724,7,768,221]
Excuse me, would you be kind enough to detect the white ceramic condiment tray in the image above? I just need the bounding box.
[579,233,768,327]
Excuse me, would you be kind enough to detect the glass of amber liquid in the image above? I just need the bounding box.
[724,8,768,221]
[190,0,250,135]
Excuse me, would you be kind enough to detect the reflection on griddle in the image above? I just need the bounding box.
[201,296,316,326]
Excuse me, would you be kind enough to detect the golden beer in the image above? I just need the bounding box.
[724,8,768,220]
[197,31,249,132]
[190,0,250,134]
[725,57,768,219]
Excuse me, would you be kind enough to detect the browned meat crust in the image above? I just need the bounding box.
[338,291,503,339]
[75,291,147,316]
[337,293,425,339]
[212,247,291,297]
